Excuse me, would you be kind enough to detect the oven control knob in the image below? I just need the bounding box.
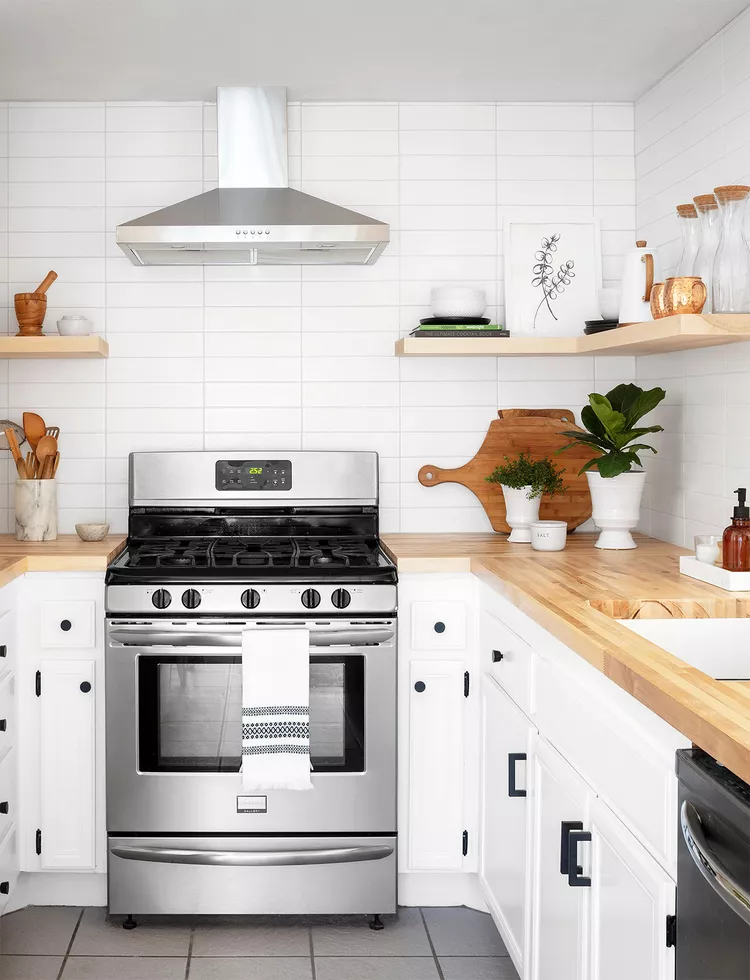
[152,589,171,609]
[241,588,261,609]
[301,588,321,609]
[182,589,201,609]
[331,588,351,609]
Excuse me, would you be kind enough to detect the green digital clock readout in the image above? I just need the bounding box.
[247,467,263,475]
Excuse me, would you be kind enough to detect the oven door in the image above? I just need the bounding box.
[105,619,396,834]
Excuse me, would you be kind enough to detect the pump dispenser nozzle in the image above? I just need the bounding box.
[734,488,749,519]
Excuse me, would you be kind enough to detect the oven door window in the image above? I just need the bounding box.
[138,655,365,773]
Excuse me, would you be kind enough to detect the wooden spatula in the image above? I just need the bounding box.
[23,412,46,451]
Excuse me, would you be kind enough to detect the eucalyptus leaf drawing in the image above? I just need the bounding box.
[531,234,575,329]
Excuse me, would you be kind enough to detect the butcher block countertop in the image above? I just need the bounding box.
[0,534,126,587]
[382,532,750,784]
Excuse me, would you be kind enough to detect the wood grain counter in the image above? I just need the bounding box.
[0,534,126,587]
[382,532,750,784]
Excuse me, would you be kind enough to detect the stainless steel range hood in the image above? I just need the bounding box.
[116,88,389,266]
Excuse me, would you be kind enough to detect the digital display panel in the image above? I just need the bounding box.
[215,459,292,491]
[247,467,263,474]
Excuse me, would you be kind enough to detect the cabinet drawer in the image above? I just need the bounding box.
[0,674,14,758]
[480,610,533,715]
[0,750,15,844]
[0,827,19,913]
[40,600,96,650]
[410,600,467,651]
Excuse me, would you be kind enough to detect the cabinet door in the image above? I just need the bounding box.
[40,659,96,870]
[529,735,590,980]
[589,798,675,980]
[481,674,534,972]
[407,659,465,871]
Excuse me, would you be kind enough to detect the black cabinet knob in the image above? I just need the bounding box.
[80,681,92,693]
[492,650,504,662]
[0,801,8,815]
[60,620,72,632]
[414,681,426,693]
[434,621,446,634]
[0,882,9,895]
[241,588,261,609]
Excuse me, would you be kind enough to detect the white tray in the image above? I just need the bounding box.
[679,555,750,591]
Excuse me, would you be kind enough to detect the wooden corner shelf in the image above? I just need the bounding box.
[0,336,109,359]
[395,314,750,357]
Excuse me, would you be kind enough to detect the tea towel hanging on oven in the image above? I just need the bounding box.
[241,626,313,791]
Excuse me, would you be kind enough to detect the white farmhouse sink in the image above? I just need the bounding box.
[618,619,750,680]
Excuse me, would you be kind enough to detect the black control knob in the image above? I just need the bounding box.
[331,588,351,609]
[152,589,171,610]
[182,589,201,609]
[301,588,321,609]
[241,588,261,609]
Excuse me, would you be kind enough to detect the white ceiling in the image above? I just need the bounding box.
[0,0,747,103]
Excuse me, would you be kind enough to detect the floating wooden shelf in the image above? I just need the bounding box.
[395,314,750,357]
[0,336,109,359]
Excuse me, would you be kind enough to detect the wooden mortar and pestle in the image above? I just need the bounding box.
[14,270,58,336]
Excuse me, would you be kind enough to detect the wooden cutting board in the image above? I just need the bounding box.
[418,408,595,534]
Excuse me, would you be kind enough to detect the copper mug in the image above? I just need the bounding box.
[650,282,668,319]
[654,276,707,318]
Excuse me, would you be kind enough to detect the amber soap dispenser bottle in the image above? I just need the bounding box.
[722,488,750,571]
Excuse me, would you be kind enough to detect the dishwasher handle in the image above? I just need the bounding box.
[680,800,750,928]
[108,628,394,648]
[111,843,394,867]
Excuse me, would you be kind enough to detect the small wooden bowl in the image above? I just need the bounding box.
[14,292,47,337]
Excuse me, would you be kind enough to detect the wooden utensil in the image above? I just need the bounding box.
[25,451,38,479]
[418,408,597,534]
[5,427,28,479]
[23,412,46,451]
[45,425,60,440]
[14,270,57,337]
[35,434,57,469]
[51,451,60,477]
[40,453,55,480]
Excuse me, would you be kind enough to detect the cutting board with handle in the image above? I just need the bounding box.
[418,408,594,534]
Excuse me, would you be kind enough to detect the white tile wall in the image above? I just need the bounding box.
[0,99,636,534]
[635,7,750,546]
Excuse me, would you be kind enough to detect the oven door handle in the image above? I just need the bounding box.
[111,843,394,867]
[108,628,393,647]
[680,800,750,927]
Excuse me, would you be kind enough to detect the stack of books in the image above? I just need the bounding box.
[409,323,510,339]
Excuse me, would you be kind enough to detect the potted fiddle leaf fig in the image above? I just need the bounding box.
[486,452,567,542]
[557,383,666,549]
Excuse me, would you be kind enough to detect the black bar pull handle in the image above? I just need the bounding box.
[508,753,527,797]
[560,820,583,875]
[0,645,7,658]
[567,830,592,887]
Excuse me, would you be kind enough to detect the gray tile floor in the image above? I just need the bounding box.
[0,906,520,980]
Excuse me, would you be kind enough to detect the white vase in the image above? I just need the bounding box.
[586,470,646,550]
[15,478,57,541]
[501,485,540,543]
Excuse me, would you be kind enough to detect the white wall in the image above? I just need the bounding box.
[0,99,635,534]
[635,7,750,546]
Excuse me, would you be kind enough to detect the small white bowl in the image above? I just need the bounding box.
[530,520,568,552]
[76,522,110,542]
[431,286,487,318]
[57,316,92,336]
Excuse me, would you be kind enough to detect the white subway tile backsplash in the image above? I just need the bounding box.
[105,130,203,157]
[400,103,495,131]
[9,157,105,182]
[9,105,105,132]
[301,104,398,131]
[105,104,203,132]
[400,131,496,156]
[9,182,105,207]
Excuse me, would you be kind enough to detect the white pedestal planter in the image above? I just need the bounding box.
[586,470,646,550]
[16,479,57,541]
[501,485,540,543]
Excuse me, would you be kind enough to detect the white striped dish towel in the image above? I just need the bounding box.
[240,626,313,792]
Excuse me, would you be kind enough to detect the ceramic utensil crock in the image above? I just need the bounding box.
[16,478,57,541]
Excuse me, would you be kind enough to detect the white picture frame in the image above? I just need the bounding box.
[504,218,602,337]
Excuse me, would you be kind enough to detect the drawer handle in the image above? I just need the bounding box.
[414,681,426,693]
[492,649,504,663]
[508,753,527,797]
[0,882,8,895]
[0,645,6,658]
[567,830,592,887]
[433,622,446,634]
[0,720,6,733]
[560,820,583,875]
[60,620,72,632]
[0,802,8,815]
[80,681,92,693]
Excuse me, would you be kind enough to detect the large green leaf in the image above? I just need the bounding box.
[606,383,642,417]
[624,443,658,454]
[589,393,626,437]
[580,404,609,441]
[577,457,602,475]
[626,387,666,425]
[620,425,663,444]
[596,451,636,478]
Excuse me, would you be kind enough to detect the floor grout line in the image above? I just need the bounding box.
[309,923,317,980]
[419,907,445,980]
[55,907,85,980]
[184,924,195,979]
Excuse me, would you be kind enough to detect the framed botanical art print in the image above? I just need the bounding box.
[504,219,602,337]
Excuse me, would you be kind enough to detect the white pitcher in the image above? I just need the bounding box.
[618,240,661,325]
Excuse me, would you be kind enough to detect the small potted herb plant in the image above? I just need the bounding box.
[486,452,567,542]
[557,383,666,549]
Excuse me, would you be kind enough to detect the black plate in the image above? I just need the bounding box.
[419,316,491,325]
[584,319,619,327]
[584,322,619,335]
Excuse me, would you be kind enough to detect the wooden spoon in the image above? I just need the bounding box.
[5,428,28,479]
[34,270,57,295]
[35,434,57,468]
[23,412,46,451]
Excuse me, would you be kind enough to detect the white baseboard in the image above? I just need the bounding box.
[398,872,486,910]
[4,872,107,913]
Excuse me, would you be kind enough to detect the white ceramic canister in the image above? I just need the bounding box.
[530,520,568,551]
[618,240,661,325]
[16,479,57,541]
[501,485,540,543]
[586,470,646,550]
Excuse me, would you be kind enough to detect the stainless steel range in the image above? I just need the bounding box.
[105,451,397,923]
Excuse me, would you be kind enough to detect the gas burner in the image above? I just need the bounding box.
[160,556,194,567]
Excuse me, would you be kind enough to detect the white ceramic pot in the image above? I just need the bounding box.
[586,470,646,550]
[15,478,57,541]
[530,520,568,551]
[501,485,540,543]
[57,315,92,336]
[430,286,486,318]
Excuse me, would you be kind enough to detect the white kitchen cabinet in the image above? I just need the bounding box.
[589,798,675,980]
[407,658,466,871]
[39,659,96,870]
[529,734,591,980]
[480,673,535,972]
